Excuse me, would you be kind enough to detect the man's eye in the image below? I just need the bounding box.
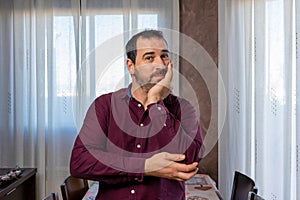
[145,56,154,61]
[161,54,169,60]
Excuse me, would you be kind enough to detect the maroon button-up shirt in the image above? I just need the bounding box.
[70,87,203,200]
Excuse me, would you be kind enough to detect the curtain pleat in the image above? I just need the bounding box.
[296,0,300,199]
[219,0,299,199]
[218,0,253,198]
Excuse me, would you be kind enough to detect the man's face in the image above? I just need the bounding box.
[130,37,170,91]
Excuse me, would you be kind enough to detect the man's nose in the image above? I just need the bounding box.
[154,56,167,67]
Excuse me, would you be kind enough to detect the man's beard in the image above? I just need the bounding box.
[134,67,167,93]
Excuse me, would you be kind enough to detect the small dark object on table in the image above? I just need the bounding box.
[0,167,23,187]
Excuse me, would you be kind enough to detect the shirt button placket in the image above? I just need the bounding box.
[130,188,136,200]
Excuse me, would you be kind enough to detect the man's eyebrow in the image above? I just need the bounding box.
[142,49,169,58]
[142,51,155,58]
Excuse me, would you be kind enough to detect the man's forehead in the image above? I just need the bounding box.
[136,37,168,50]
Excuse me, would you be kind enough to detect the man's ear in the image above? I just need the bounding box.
[126,58,135,75]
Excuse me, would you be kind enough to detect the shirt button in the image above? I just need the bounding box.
[131,189,135,194]
[136,144,141,149]
[138,103,142,107]
[164,123,167,126]
[157,106,161,111]
[140,123,144,127]
[134,177,138,181]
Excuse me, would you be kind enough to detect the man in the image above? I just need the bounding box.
[70,30,203,200]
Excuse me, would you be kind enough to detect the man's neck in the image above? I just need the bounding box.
[130,83,149,108]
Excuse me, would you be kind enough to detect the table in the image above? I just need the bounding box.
[185,174,222,200]
[82,174,222,200]
[0,168,37,200]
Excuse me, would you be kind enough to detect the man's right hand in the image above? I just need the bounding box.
[145,61,173,108]
[144,152,199,182]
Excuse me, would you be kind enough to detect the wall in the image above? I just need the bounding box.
[179,0,218,183]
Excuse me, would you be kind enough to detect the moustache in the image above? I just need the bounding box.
[150,68,167,79]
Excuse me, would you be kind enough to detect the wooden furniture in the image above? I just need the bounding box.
[60,176,89,200]
[42,192,59,200]
[249,192,264,200]
[231,171,257,200]
[0,168,36,200]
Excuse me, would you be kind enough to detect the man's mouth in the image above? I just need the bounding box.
[151,69,167,79]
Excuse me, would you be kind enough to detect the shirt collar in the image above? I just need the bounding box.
[119,83,132,100]
[127,84,132,98]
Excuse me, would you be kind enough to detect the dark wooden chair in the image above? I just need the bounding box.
[60,176,89,200]
[42,192,59,200]
[249,192,264,200]
[231,171,257,200]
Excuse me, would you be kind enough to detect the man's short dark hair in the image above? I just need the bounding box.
[125,30,168,64]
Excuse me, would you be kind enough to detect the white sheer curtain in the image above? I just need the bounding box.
[73,0,179,129]
[0,0,178,198]
[219,0,300,199]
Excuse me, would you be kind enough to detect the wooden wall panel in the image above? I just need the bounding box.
[179,0,218,184]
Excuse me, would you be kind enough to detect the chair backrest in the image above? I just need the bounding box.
[42,192,59,200]
[60,176,89,200]
[231,171,256,200]
[248,192,265,200]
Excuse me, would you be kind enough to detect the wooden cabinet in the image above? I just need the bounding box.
[0,168,36,200]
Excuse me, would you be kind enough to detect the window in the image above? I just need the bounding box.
[54,12,160,98]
